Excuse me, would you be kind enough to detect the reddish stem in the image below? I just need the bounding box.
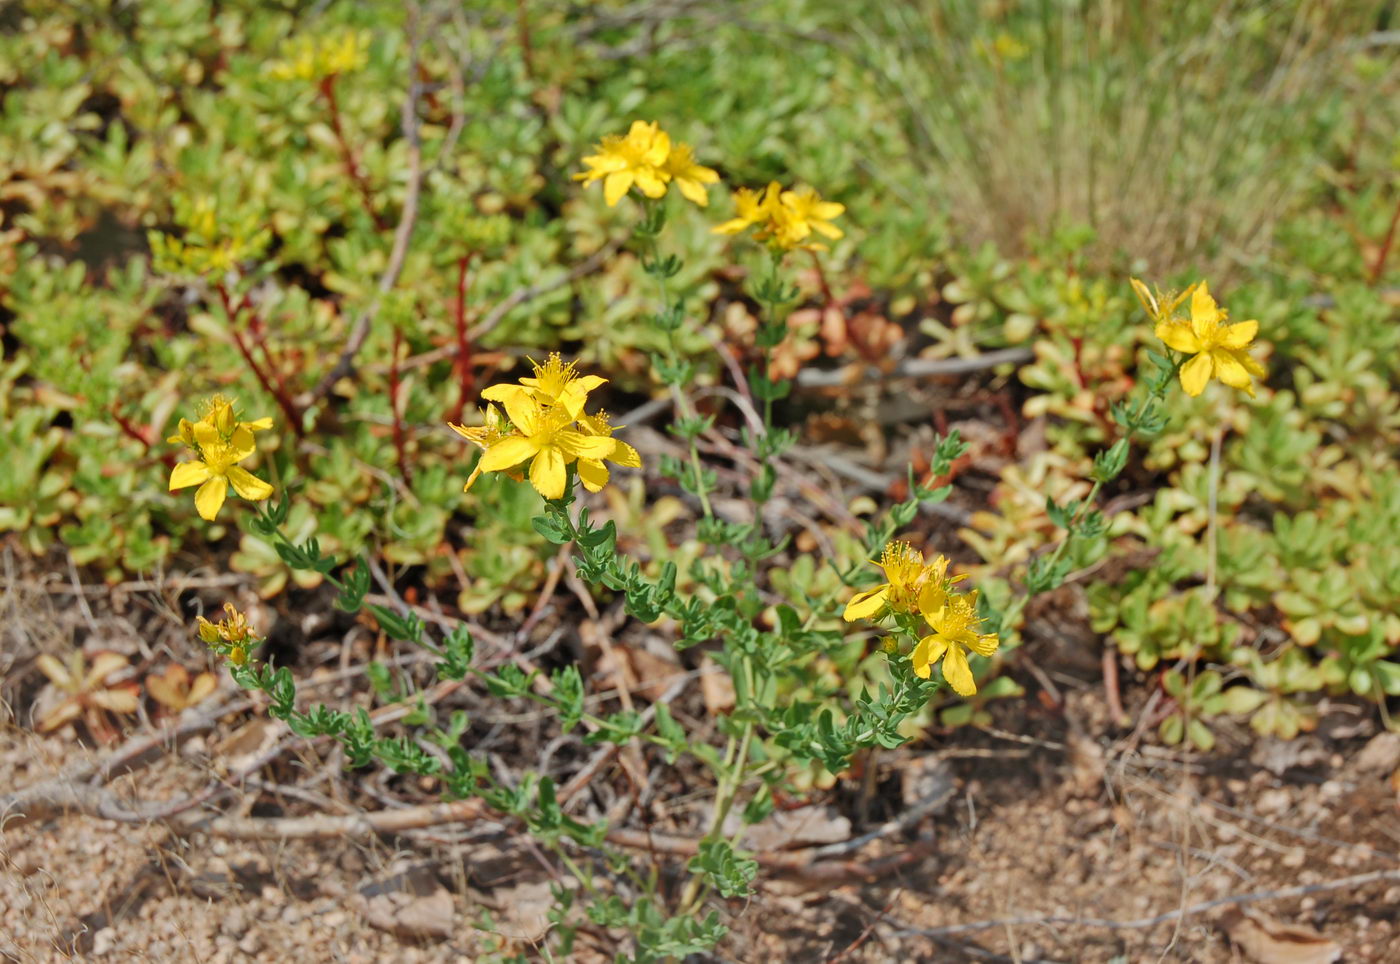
[1069,335,1089,390]
[389,328,412,485]
[516,0,536,82]
[447,253,477,425]
[1368,194,1400,286]
[111,405,176,468]
[216,284,303,435]
[319,75,389,232]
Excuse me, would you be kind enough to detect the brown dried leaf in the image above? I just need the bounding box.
[699,655,735,715]
[1220,907,1342,964]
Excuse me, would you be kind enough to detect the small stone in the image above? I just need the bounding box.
[1353,733,1400,775]
[91,927,118,956]
[237,932,263,956]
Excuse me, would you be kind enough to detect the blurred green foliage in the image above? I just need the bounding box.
[2,0,1399,745]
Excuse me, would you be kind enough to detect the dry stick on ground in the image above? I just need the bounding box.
[888,868,1400,939]
[0,652,441,828]
[299,30,425,410]
[792,347,1033,388]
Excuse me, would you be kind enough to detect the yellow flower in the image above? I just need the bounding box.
[1154,282,1264,397]
[662,142,719,207]
[912,591,999,696]
[197,603,260,667]
[169,397,275,520]
[843,542,929,621]
[148,199,270,278]
[470,392,616,500]
[714,182,782,236]
[714,181,845,251]
[574,411,644,492]
[482,353,607,419]
[267,30,370,82]
[772,185,845,250]
[574,120,672,207]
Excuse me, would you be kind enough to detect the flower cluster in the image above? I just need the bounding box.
[1133,278,1264,398]
[714,180,845,251]
[267,30,370,82]
[168,396,275,520]
[450,354,642,501]
[197,602,261,667]
[843,542,999,696]
[148,198,270,278]
[575,120,719,208]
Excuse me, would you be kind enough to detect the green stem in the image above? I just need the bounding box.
[641,208,713,518]
[678,653,757,914]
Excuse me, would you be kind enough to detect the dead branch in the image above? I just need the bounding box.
[889,868,1400,938]
[300,21,426,410]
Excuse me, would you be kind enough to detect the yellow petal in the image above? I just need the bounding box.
[1217,319,1258,350]
[499,392,541,436]
[169,460,212,491]
[243,417,274,431]
[634,169,669,198]
[909,638,934,679]
[480,383,526,406]
[556,430,617,461]
[1178,351,1213,397]
[918,582,947,615]
[941,643,976,696]
[479,436,539,474]
[1155,321,1203,354]
[529,446,567,500]
[609,440,642,469]
[1190,281,1221,338]
[967,632,1000,658]
[227,466,274,501]
[1129,278,1157,318]
[1210,350,1255,395]
[603,170,633,207]
[643,130,671,166]
[842,586,888,621]
[194,476,229,520]
[913,634,949,679]
[228,427,257,459]
[676,177,709,207]
[577,458,610,493]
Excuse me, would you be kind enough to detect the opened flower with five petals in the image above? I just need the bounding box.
[1150,281,1265,397]
[471,392,617,500]
[714,181,845,252]
[912,590,1000,696]
[574,120,673,207]
[168,397,275,520]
